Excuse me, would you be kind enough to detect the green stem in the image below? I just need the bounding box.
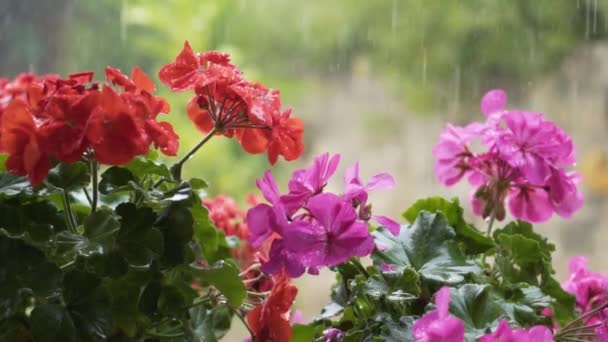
[481,202,498,268]
[558,304,607,333]
[62,190,77,233]
[171,127,217,182]
[90,158,98,213]
[230,306,255,342]
[82,188,92,206]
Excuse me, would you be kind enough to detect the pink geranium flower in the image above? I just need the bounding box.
[479,319,554,342]
[433,89,583,223]
[246,153,396,277]
[562,256,608,322]
[412,287,465,342]
[284,193,374,268]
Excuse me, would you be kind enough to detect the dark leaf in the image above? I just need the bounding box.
[98,167,137,194]
[47,162,90,191]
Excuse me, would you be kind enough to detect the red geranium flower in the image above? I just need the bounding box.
[159,41,305,165]
[106,66,178,156]
[158,40,235,92]
[247,271,298,342]
[37,93,99,162]
[85,85,149,164]
[0,99,50,186]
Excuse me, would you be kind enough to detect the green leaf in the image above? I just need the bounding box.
[493,221,554,285]
[191,200,231,264]
[30,304,78,342]
[187,261,247,307]
[126,155,172,180]
[362,273,418,304]
[448,284,504,341]
[0,237,62,305]
[0,154,7,172]
[494,284,552,326]
[379,316,414,342]
[55,231,104,259]
[98,167,137,194]
[55,211,119,260]
[372,211,479,284]
[292,324,316,342]
[84,210,120,242]
[403,197,493,254]
[157,281,198,316]
[115,203,164,268]
[30,272,111,342]
[189,178,209,189]
[0,198,65,245]
[47,162,90,191]
[158,202,195,266]
[106,278,150,337]
[63,271,112,341]
[0,173,31,196]
[189,305,233,341]
[541,277,576,325]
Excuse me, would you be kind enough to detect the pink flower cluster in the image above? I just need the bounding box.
[246,153,399,278]
[433,89,583,223]
[562,257,608,328]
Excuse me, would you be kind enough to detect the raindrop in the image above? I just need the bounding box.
[120,0,128,43]
[391,0,398,34]
[593,0,598,34]
[422,47,427,87]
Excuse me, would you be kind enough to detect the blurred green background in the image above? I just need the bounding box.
[4,0,608,336]
[2,0,607,197]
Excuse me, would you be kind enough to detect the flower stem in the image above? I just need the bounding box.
[62,190,77,233]
[89,157,98,213]
[171,127,217,182]
[230,306,255,342]
[558,303,608,333]
[481,209,497,268]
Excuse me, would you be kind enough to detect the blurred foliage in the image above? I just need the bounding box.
[1,0,607,197]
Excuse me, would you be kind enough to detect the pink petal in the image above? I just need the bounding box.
[372,215,401,235]
[508,187,553,223]
[344,161,361,185]
[366,172,396,191]
[435,287,452,318]
[481,89,507,116]
[256,170,281,204]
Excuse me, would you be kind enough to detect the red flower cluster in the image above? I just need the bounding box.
[203,195,259,267]
[246,271,298,342]
[0,68,178,185]
[158,41,304,165]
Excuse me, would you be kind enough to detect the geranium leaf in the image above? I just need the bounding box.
[187,260,246,307]
[448,284,504,341]
[0,173,31,196]
[403,197,493,254]
[372,211,480,285]
[98,167,137,194]
[47,162,90,191]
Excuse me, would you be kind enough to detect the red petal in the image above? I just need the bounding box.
[131,66,156,94]
[187,96,214,133]
[237,127,269,154]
